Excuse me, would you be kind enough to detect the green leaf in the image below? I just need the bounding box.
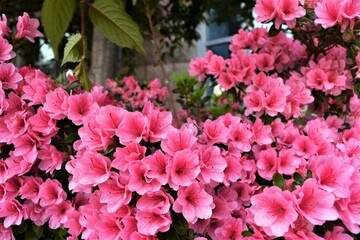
[89,0,145,55]
[293,172,303,182]
[62,33,86,66]
[41,0,76,59]
[17,221,29,234]
[242,231,253,237]
[272,173,286,191]
[74,62,92,91]
[32,224,43,238]
[306,170,313,179]
[25,230,38,240]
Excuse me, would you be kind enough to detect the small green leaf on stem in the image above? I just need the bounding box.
[62,33,86,66]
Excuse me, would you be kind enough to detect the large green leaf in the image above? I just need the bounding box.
[89,0,146,55]
[62,33,86,66]
[41,0,76,59]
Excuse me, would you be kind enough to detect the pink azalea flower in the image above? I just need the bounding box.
[136,209,172,236]
[292,135,318,159]
[214,217,246,239]
[3,176,23,200]
[0,199,23,228]
[250,118,273,145]
[0,14,10,37]
[206,55,225,77]
[137,190,174,214]
[0,63,22,90]
[161,125,198,156]
[0,85,8,115]
[142,150,170,185]
[5,153,33,178]
[63,211,83,237]
[275,0,306,28]
[142,102,174,142]
[0,110,29,144]
[90,85,110,107]
[116,111,149,144]
[0,221,14,240]
[244,90,265,116]
[43,87,69,120]
[228,122,253,152]
[256,147,278,180]
[67,92,94,125]
[128,162,162,195]
[78,119,114,151]
[15,12,43,42]
[21,69,54,106]
[189,57,208,81]
[310,155,354,198]
[38,179,66,207]
[122,76,141,92]
[95,217,122,240]
[169,149,200,189]
[197,145,227,184]
[44,200,74,229]
[284,217,323,240]
[315,0,342,29]
[28,107,58,136]
[120,216,138,240]
[73,150,111,187]
[0,159,8,184]
[218,72,236,90]
[254,0,278,25]
[95,105,126,136]
[335,183,360,233]
[111,142,146,172]
[255,53,275,72]
[264,89,289,116]
[99,173,132,213]
[203,119,229,145]
[211,187,238,220]
[173,182,214,223]
[324,226,353,240]
[37,145,66,174]
[277,148,301,175]
[22,201,47,226]
[19,176,42,203]
[294,178,338,225]
[340,0,360,31]
[223,154,243,185]
[12,133,38,164]
[0,36,15,63]
[250,186,298,237]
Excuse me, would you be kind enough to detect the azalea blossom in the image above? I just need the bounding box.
[15,12,43,42]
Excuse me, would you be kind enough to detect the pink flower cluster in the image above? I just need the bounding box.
[315,0,360,32]
[2,9,360,240]
[105,76,169,110]
[0,12,42,64]
[254,0,360,32]
[189,28,315,119]
[254,0,306,29]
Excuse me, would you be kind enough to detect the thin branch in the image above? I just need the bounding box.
[143,1,180,127]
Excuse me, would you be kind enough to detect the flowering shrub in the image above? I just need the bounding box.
[2,0,360,239]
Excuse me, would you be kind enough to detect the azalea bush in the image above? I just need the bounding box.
[2,0,360,239]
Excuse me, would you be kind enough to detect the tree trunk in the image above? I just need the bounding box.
[90,29,120,85]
